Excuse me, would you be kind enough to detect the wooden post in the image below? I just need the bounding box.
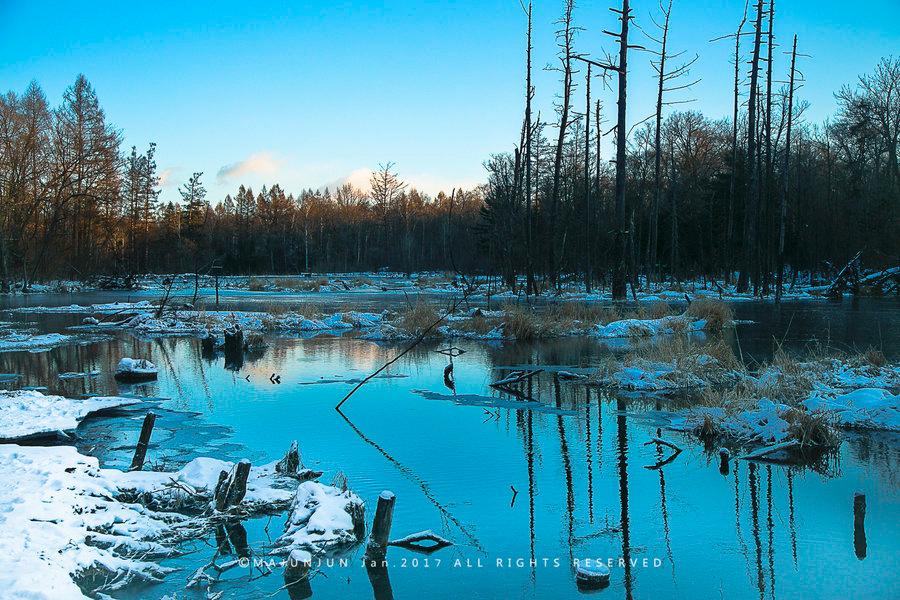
[854,492,866,560]
[129,412,156,471]
[366,491,396,558]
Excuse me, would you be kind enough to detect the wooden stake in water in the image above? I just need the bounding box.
[129,412,156,471]
[367,491,396,558]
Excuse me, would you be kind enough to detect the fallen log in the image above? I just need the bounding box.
[738,440,801,461]
[490,369,543,388]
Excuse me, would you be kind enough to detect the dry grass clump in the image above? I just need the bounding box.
[546,302,623,326]
[274,277,329,292]
[265,303,291,317]
[244,332,267,350]
[454,314,500,335]
[415,273,451,289]
[685,299,733,329]
[248,277,267,291]
[635,301,676,320]
[782,409,839,448]
[500,304,550,340]
[397,302,440,336]
[633,337,743,373]
[859,346,887,368]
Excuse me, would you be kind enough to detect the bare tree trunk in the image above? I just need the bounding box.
[650,0,673,284]
[524,1,536,295]
[611,0,631,301]
[549,0,576,290]
[762,0,775,294]
[726,1,749,284]
[584,64,593,293]
[776,35,797,303]
[737,0,764,293]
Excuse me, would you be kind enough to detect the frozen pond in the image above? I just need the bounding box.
[1,293,898,599]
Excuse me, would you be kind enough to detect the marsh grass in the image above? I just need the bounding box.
[685,299,733,329]
[397,302,440,336]
[273,277,329,292]
[453,314,500,335]
[248,277,267,291]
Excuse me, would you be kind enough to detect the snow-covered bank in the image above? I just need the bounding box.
[0,445,188,599]
[0,390,140,441]
[0,439,367,599]
[664,355,900,456]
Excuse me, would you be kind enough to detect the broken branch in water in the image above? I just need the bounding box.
[388,530,453,553]
[335,294,469,410]
[643,437,683,453]
[738,440,801,461]
[491,369,543,387]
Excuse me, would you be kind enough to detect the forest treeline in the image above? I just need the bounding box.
[0,1,897,296]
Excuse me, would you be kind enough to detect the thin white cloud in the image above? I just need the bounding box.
[216,152,282,183]
[158,168,177,188]
[319,167,480,197]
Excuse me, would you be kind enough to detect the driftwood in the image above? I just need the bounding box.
[738,440,801,461]
[129,412,156,471]
[643,437,682,453]
[214,460,251,511]
[388,529,453,553]
[490,369,543,388]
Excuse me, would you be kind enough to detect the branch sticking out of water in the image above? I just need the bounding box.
[334,294,468,410]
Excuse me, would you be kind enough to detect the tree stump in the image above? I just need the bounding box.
[214,459,251,511]
[365,491,396,559]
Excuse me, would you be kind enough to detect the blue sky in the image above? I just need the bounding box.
[1,0,897,203]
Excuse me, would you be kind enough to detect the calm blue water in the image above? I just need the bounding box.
[0,294,898,599]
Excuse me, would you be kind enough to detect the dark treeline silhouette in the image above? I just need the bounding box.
[0,3,897,295]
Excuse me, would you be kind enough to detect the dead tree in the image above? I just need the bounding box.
[610,0,634,300]
[737,0,765,293]
[719,0,750,283]
[647,0,698,283]
[548,0,578,289]
[776,34,798,303]
[762,0,776,292]
[523,0,536,295]
[584,63,593,292]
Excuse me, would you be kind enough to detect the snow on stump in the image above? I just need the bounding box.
[275,481,366,555]
[82,316,99,325]
[365,491,396,559]
[115,357,158,382]
[575,561,611,589]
